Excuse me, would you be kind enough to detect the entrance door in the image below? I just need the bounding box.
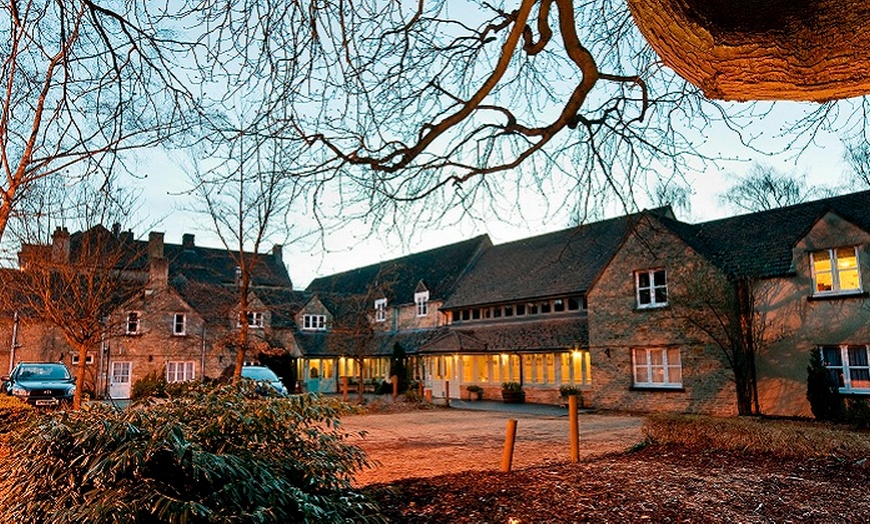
[109,361,132,399]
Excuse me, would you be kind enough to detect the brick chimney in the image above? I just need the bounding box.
[51,227,70,264]
[148,231,164,260]
[272,244,283,264]
[149,257,169,289]
[182,233,195,250]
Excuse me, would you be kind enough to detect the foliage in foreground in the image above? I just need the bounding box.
[0,395,34,434]
[643,413,870,461]
[0,384,382,524]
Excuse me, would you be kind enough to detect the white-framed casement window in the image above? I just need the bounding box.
[172,313,186,336]
[166,361,196,383]
[635,269,668,308]
[811,247,861,295]
[821,345,870,393]
[239,311,264,328]
[126,311,141,335]
[302,314,327,331]
[415,291,430,316]
[632,347,682,388]
[374,298,387,322]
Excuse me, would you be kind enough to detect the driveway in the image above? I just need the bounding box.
[340,407,645,485]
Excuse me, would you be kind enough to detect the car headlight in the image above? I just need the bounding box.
[11,387,27,396]
[67,386,76,396]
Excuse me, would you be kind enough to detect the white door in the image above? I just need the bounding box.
[109,361,132,399]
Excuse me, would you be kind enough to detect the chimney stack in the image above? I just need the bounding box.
[182,233,195,250]
[51,227,70,264]
[272,244,283,264]
[148,231,164,260]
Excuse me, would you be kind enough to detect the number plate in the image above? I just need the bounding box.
[35,399,59,406]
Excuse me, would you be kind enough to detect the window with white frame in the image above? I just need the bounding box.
[374,298,387,322]
[172,313,186,336]
[415,291,430,316]
[166,361,196,382]
[239,311,264,328]
[811,247,861,295]
[635,269,668,308]
[126,311,141,335]
[632,347,682,388]
[303,314,326,331]
[822,345,870,393]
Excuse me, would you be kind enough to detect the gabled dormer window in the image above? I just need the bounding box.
[636,269,668,308]
[374,298,387,322]
[811,247,861,295]
[302,314,327,331]
[239,311,264,328]
[415,291,430,316]
[126,311,141,335]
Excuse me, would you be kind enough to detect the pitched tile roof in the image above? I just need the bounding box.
[420,317,589,353]
[162,242,291,288]
[441,208,673,309]
[306,235,491,304]
[294,327,449,357]
[660,189,870,278]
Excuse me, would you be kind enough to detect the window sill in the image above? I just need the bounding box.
[630,385,685,392]
[634,304,670,312]
[807,291,868,302]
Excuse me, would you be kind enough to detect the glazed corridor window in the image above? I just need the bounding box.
[126,311,140,335]
[166,361,195,383]
[632,348,682,388]
[636,269,668,308]
[822,345,870,393]
[374,298,387,322]
[811,247,861,294]
[172,313,186,336]
[415,291,430,316]
[303,314,326,331]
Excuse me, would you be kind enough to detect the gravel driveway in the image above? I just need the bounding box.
[340,407,644,485]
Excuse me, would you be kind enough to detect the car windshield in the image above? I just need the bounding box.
[241,367,278,381]
[17,364,71,381]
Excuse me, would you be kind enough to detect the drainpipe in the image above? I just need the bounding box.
[200,325,207,381]
[8,312,19,373]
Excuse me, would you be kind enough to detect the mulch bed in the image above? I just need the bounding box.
[365,444,870,523]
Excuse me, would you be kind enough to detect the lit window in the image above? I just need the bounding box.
[822,345,870,393]
[172,313,186,336]
[303,314,327,331]
[239,311,264,328]
[166,361,196,382]
[632,348,682,388]
[636,269,668,308]
[415,291,429,316]
[126,311,140,335]
[374,298,387,322]
[811,247,861,295]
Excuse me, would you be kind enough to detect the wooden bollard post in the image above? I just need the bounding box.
[444,380,450,407]
[419,381,424,397]
[501,419,518,472]
[391,375,398,398]
[425,389,432,402]
[569,394,579,463]
[341,376,348,402]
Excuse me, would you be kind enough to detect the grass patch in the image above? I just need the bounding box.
[644,413,870,461]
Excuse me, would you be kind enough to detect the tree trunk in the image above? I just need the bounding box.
[628,0,870,101]
[72,342,89,410]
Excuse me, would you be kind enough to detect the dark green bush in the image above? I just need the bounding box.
[806,347,843,421]
[844,397,870,430]
[0,383,381,523]
[0,395,33,433]
[130,370,166,399]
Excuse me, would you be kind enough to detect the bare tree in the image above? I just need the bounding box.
[0,1,200,245]
[843,138,870,188]
[191,120,302,382]
[719,163,832,213]
[4,181,143,409]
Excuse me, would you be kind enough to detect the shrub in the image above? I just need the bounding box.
[806,347,843,421]
[0,383,381,523]
[559,385,581,397]
[0,395,33,433]
[466,385,483,393]
[502,381,522,392]
[844,397,870,430]
[130,371,166,400]
[643,413,870,461]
